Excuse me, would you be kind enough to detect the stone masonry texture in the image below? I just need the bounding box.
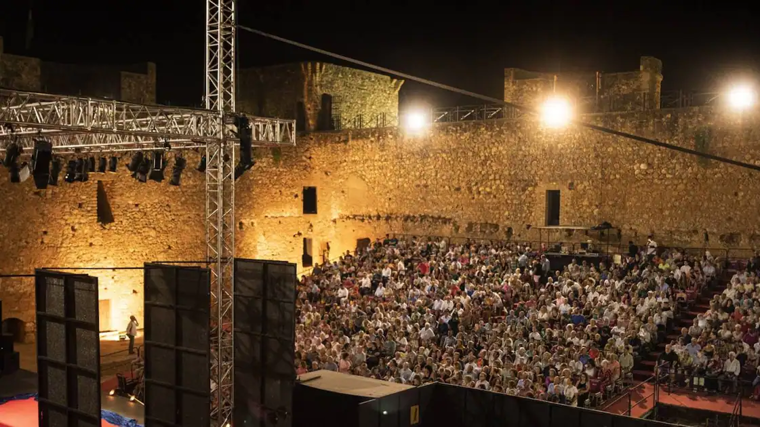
[1,56,759,343]
[239,62,402,131]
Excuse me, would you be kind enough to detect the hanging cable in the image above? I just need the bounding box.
[237,25,760,173]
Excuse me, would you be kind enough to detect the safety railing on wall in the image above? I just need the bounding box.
[332,112,394,130]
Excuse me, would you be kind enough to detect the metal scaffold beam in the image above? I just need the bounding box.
[206,0,237,424]
[0,88,296,153]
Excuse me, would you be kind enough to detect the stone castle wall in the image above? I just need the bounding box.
[0,37,156,103]
[239,62,402,131]
[1,105,759,341]
[504,56,663,113]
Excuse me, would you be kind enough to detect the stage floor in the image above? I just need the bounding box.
[0,369,144,426]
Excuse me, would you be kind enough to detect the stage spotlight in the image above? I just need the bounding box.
[127,152,144,174]
[48,158,61,186]
[234,115,254,180]
[64,160,77,183]
[32,140,52,189]
[109,390,115,396]
[135,156,150,183]
[197,155,206,172]
[9,163,19,183]
[149,151,165,182]
[75,158,88,182]
[169,157,186,186]
[88,156,96,173]
[3,142,21,168]
[108,156,118,172]
[98,157,107,173]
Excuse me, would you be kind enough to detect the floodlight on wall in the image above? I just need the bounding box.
[64,160,77,183]
[169,156,186,186]
[540,96,573,128]
[197,155,207,172]
[727,84,756,111]
[402,109,429,132]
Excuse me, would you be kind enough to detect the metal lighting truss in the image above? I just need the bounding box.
[205,0,237,424]
[0,88,295,152]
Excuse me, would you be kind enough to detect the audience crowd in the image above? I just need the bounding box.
[295,236,760,406]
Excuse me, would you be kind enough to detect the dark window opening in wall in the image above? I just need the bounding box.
[318,94,334,131]
[302,238,313,268]
[303,187,317,214]
[545,190,561,226]
[97,181,115,224]
[296,101,306,131]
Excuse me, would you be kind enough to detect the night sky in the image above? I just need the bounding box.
[1,1,759,109]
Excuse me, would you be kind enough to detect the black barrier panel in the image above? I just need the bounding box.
[35,270,101,427]
[465,387,493,427]
[234,259,297,427]
[144,264,210,427]
[397,387,419,427]
[359,399,381,427]
[417,384,436,427]
[581,410,613,427]
[550,403,581,427]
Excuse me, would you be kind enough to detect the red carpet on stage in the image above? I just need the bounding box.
[0,398,121,427]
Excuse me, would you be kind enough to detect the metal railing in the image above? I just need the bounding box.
[332,112,394,130]
[388,233,756,264]
[431,104,525,123]
[602,374,658,416]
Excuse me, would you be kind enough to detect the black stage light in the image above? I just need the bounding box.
[3,142,21,168]
[48,158,62,186]
[9,163,19,183]
[64,160,77,183]
[197,155,206,172]
[169,157,186,186]
[75,158,88,182]
[135,156,150,183]
[108,156,118,172]
[234,115,254,180]
[128,152,144,173]
[31,140,52,189]
[149,151,165,182]
[98,157,107,173]
[88,156,96,172]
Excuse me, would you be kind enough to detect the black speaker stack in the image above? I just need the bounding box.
[0,300,21,375]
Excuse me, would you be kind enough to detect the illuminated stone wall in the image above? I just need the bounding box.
[1,106,759,341]
[504,56,663,113]
[239,62,403,131]
[240,106,760,271]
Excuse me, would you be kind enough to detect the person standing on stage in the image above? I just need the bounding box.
[126,315,139,355]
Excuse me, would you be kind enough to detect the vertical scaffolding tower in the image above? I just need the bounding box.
[206,0,237,425]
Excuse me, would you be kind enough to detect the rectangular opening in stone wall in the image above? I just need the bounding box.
[302,238,313,268]
[545,190,561,226]
[303,186,317,214]
[96,181,114,224]
[318,93,333,131]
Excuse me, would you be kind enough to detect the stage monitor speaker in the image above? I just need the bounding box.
[234,259,297,427]
[144,264,210,427]
[35,269,101,427]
